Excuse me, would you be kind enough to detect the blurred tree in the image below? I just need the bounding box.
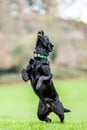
[28,0,33,5]
[0,0,11,32]
[44,0,57,12]
[27,0,43,10]
[27,0,57,13]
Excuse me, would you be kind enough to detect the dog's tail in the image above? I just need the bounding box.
[64,108,71,113]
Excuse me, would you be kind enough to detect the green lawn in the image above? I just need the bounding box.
[0,79,87,130]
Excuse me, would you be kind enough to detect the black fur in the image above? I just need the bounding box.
[21,30,70,123]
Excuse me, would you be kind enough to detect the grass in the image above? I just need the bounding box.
[0,120,87,130]
[0,78,87,129]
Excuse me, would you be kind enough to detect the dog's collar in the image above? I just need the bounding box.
[34,53,48,59]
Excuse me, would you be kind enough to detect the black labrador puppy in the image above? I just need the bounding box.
[21,30,70,123]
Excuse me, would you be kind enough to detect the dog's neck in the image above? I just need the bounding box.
[34,53,48,59]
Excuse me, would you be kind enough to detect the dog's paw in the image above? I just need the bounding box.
[36,84,41,90]
[21,69,29,82]
[45,117,52,123]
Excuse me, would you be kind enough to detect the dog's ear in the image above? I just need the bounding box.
[44,35,49,48]
[49,42,54,52]
[47,40,54,52]
[44,35,54,52]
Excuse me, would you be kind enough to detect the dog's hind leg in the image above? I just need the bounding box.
[52,100,64,123]
[37,100,52,123]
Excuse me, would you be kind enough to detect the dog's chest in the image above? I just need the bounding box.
[33,61,40,73]
[30,58,50,86]
[31,59,48,73]
[31,60,42,81]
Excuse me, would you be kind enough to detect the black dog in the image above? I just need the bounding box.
[21,30,70,123]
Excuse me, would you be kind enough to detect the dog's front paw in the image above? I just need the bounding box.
[21,69,29,82]
[36,82,41,90]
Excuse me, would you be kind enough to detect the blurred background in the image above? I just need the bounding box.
[0,0,87,82]
[0,1,87,125]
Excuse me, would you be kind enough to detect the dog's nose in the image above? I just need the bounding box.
[38,29,44,36]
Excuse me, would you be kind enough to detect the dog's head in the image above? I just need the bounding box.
[34,30,54,56]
